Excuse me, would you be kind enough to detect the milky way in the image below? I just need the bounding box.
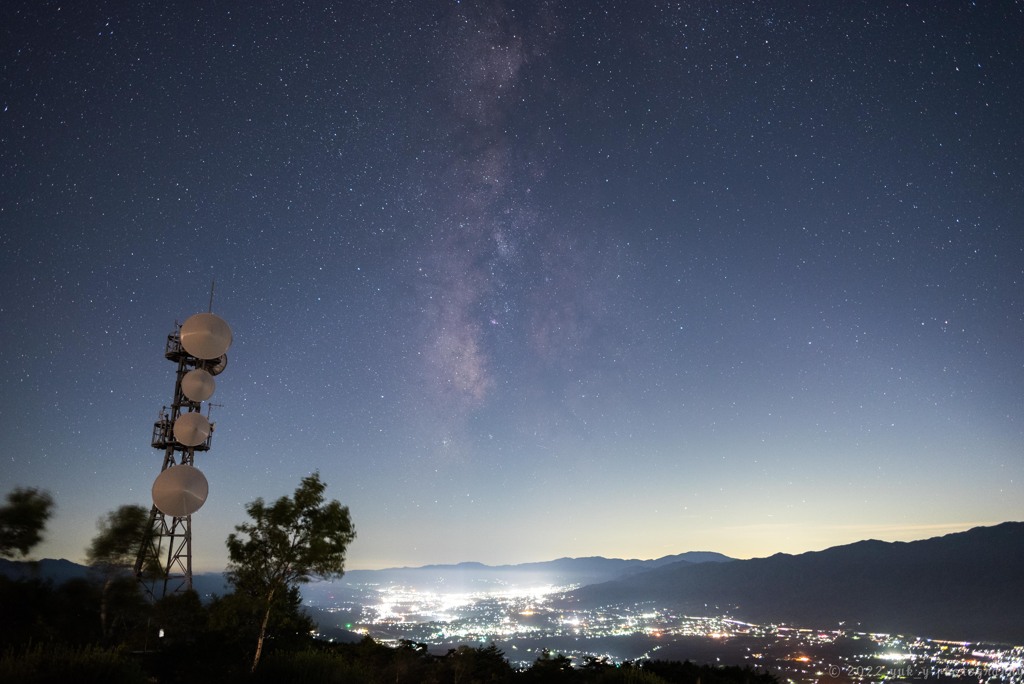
[1,1,1021,570]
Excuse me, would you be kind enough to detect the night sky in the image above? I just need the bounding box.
[2,1,1022,572]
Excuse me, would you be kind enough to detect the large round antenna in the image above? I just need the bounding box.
[173,412,211,447]
[152,464,209,517]
[181,368,216,402]
[180,313,233,360]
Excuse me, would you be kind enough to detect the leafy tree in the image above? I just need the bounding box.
[86,504,149,569]
[641,660,778,684]
[98,576,151,649]
[0,487,54,558]
[526,650,576,682]
[86,504,150,640]
[207,583,315,670]
[153,590,207,649]
[446,642,514,683]
[226,471,355,671]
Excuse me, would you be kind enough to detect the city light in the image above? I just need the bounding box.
[308,579,1024,681]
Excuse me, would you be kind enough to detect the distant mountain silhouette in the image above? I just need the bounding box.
[1,552,732,603]
[0,558,230,598]
[563,522,1024,644]
[19,527,1024,645]
[319,551,734,597]
[0,557,90,584]
[192,571,231,597]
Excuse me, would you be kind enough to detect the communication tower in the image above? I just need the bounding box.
[135,312,232,599]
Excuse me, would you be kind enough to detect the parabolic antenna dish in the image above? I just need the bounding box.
[173,412,211,447]
[152,464,209,517]
[205,354,228,376]
[180,313,233,360]
[181,368,216,402]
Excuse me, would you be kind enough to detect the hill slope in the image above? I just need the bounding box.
[303,552,733,603]
[564,522,1024,643]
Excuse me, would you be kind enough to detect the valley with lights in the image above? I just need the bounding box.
[310,581,1023,682]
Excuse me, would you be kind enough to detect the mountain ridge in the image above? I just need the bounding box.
[313,551,735,600]
[562,521,1024,643]
[5,525,1021,643]
[0,551,734,598]
[373,551,733,573]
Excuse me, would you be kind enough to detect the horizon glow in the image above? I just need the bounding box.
[1,1,1021,573]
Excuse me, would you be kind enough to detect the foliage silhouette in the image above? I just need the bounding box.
[640,660,777,684]
[446,642,514,683]
[0,487,54,558]
[524,649,576,682]
[0,643,148,684]
[86,504,150,641]
[0,577,782,684]
[226,471,355,671]
[87,505,150,569]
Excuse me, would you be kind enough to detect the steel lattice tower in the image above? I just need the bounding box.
[135,315,230,599]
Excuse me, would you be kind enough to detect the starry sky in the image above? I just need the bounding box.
[2,1,1022,572]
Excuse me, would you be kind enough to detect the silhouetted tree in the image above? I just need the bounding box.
[153,590,207,648]
[595,662,671,684]
[226,472,355,671]
[86,504,149,640]
[641,660,777,684]
[581,655,614,672]
[0,575,66,647]
[526,650,576,682]
[446,643,514,684]
[48,577,102,645]
[0,487,54,558]
[207,582,315,671]
[101,575,151,649]
[0,575,108,648]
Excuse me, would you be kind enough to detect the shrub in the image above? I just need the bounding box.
[0,644,147,684]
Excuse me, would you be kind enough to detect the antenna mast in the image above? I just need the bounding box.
[135,311,232,599]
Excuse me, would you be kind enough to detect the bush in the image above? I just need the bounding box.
[0,644,147,684]
[250,649,371,684]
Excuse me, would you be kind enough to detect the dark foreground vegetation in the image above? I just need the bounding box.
[0,481,781,682]
[0,575,777,684]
